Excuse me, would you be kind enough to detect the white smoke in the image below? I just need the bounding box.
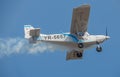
[0,38,68,57]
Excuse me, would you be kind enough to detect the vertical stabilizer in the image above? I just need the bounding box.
[24,25,34,39]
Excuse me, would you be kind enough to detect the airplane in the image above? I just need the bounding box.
[24,4,110,60]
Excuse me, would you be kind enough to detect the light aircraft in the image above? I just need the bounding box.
[24,4,110,60]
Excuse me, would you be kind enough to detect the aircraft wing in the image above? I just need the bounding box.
[66,50,83,60]
[70,5,90,35]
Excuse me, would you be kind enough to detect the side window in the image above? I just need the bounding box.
[78,32,84,36]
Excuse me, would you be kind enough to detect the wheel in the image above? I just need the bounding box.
[77,52,83,57]
[78,43,84,48]
[96,46,102,52]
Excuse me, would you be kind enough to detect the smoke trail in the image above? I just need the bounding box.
[0,38,68,57]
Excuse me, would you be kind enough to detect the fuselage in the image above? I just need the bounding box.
[29,32,109,51]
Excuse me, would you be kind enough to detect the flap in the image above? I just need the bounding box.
[30,28,40,37]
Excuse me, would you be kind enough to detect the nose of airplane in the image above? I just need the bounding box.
[96,35,110,43]
[105,36,110,40]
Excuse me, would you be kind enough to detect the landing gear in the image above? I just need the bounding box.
[78,43,84,48]
[96,45,102,52]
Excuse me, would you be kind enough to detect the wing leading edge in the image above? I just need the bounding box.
[70,4,90,36]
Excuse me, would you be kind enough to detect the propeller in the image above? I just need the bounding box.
[106,27,108,36]
[105,27,110,39]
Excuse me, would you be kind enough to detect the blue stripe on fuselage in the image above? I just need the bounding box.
[63,33,79,42]
[63,33,93,43]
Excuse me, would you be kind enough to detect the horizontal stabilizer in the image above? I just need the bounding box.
[30,28,40,37]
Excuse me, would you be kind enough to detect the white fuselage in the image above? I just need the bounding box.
[29,32,109,51]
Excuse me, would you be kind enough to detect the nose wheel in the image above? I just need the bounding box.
[96,45,102,52]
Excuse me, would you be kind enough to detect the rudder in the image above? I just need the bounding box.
[24,25,34,39]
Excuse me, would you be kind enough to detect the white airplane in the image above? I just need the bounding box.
[24,4,110,60]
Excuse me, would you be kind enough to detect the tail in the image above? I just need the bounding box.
[24,25,34,39]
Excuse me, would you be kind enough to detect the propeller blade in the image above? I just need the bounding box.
[105,27,110,39]
[106,27,108,36]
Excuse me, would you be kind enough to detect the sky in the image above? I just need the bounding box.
[0,0,120,77]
